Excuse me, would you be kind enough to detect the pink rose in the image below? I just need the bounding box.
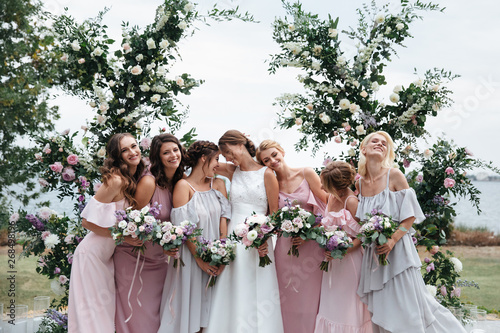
[416,174,423,183]
[242,237,253,247]
[58,147,63,152]
[344,125,351,132]
[334,137,342,144]
[445,167,454,175]
[403,159,410,168]
[62,167,76,181]
[443,178,455,189]
[140,137,152,150]
[127,222,138,236]
[440,285,447,296]
[41,231,51,240]
[429,245,439,255]
[322,158,332,166]
[425,262,435,273]
[59,275,69,284]
[171,234,177,241]
[39,178,49,187]
[67,154,79,165]
[50,162,64,173]
[451,287,461,297]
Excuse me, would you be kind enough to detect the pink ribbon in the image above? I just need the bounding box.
[284,252,299,293]
[125,251,145,323]
[168,250,181,324]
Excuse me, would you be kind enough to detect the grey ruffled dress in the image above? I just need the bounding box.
[356,169,466,333]
[158,181,231,333]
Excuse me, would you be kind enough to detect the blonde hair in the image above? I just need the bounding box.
[358,131,395,177]
[320,161,356,199]
[256,139,285,164]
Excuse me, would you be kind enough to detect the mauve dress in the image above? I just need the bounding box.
[357,169,466,333]
[68,197,127,333]
[314,195,372,333]
[114,174,172,333]
[275,176,326,333]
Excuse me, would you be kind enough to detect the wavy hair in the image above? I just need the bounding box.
[185,140,219,170]
[149,134,186,191]
[320,161,356,199]
[100,133,145,206]
[256,139,285,164]
[358,131,396,177]
[218,129,256,157]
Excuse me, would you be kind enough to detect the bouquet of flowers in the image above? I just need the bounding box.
[315,224,353,272]
[270,202,321,257]
[231,213,278,267]
[153,219,202,267]
[110,203,162,252]
[357,209,404,265]
[195,237,237,288]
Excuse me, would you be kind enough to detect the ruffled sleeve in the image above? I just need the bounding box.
[307,190,327,216]
[213,189,231,220]
[395,189,426,224]
[170,199,200,226]
[81,197,119,228]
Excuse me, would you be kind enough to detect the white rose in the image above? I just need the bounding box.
[89,101,96,108]
[288,24,295,31]
[176,76,184,86]
[159,39,169,49]
[99,103,109,113]
[424,149,434,159]
[311,61,321,71]
[426,284,437,297]
[375,13,385,24]
[139,84,150,92]
[127,92,135,99]
[246,230,258,242]
[118,221,127,229]
[117,108,125,114]
[92,46,103,56]
[349,103,359,114]
[413,78,423,87]
[135,54,143,62]
[156,232,162,239]
[156,65,166,75]
[337,56,346,65]
[360,91,368,98]
[146,38,156,49]
[313,44,323,55]
[321,114,331,124]
[97,147,106,158]
[184,2,194,12]
[371,82,380,91]
[396,23,404,30]
[78,58,85,64]
[70,40,81,51]
[450,257,463,273]
[178,20,188,30]
[122,43,132,53]
[60,54,68,62]
[96,114,107,125]
[389,93,400,103]
[108,80,116,87]
[339,98,350,110]
[328,28,338,38]
[150,94,161,103]
[356,125,366,135]
[281,207,289,212]
[130,65,143,75]
[295,118,303,126]
[393,85,403,93]
[431,84,440,92]
[348,148,356,156]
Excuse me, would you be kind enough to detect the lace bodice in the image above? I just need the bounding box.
[230,167,268,216]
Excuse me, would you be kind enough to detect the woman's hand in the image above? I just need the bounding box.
[123,236,143,247]
[324,250,334,261]
[376,238,396,256]
[164,247,179,257]
[257,242,269,257]
[195,258,219,276]
[291,236,306,248]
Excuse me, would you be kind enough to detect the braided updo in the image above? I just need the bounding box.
[218,129,256,157]
[320,161,356,197]
[185,140,219,169]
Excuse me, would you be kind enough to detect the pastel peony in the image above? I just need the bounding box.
[44,234,61,249]
[65,234,75,244]
[339,99,350,110]
[10,213,20,223]
[67,154,79,165]
[389,93,400,103]
[38,207,54,220]
[319,113,331,124]
[295,118,303,126]
[445,167,455,175]
[97,147,106,158]
[334,136,341,144]
[62,167,76,181]
[176,76,185,86]
[426,285,437,297]
[122,43,132,53]
[360,91,368,98]
[443,178,455,189]
[60,54,68,62]
[130,65,143,75]
[416,174,423,183]
[50,162,64,173]
[356,125,366,135]
[424,149,434,159]
[97,114,107,125]
[59,275,69,284]
[39,178,49,187]
[425,262,435,273]
[140,137,152,150]
[234,223,249,238]
[146,38,156,49]
[450,257,463,273]
[429,245,440,255]
[451,287,461,297]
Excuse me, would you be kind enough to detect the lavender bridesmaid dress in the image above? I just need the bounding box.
[314,195,372,333]
[68,197,127,333]
[275,174,326,333]
[114,174,172,333]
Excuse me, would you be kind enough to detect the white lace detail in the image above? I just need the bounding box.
[230,167,268,214]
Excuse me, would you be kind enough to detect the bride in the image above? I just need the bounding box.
[206,130,284,333]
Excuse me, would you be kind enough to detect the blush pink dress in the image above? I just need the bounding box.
[275,175,326,333]
[114,174,172,333]
[314,195,372,333]
[68,197,127,333]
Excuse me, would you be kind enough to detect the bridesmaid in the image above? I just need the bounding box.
[114,134,186,332]
[68,133,144,333]
[356,131,466,333]
[256,139,327,333]
[315,161,372,332]
[158,140,230,333]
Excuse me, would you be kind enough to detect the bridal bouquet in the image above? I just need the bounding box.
[153,219,202,267]
[270,201,321,257]
[195,237,237,287]
[110,203,162,252]
[231,213,278,267]
[357,209,404,266]
[315,224,353,272]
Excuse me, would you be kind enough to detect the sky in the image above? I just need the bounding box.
[41,0,500,174]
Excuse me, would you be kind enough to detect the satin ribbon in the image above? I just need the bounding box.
[168,250,181,324]
[284,249,299,293]
[125,250,146,323]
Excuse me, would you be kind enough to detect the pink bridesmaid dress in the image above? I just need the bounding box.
[114,174,172,333]
[68,197,127,333]
[275,173,326,333]
[314,195,372,333]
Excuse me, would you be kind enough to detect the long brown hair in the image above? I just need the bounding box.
[100,133,145,206]
[185,140,219,170]
[218,129,256,157]
[149,134,186,191]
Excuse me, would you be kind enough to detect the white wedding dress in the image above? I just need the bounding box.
[206,167,284,333]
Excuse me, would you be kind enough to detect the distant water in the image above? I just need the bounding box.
[9,181,499,234]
